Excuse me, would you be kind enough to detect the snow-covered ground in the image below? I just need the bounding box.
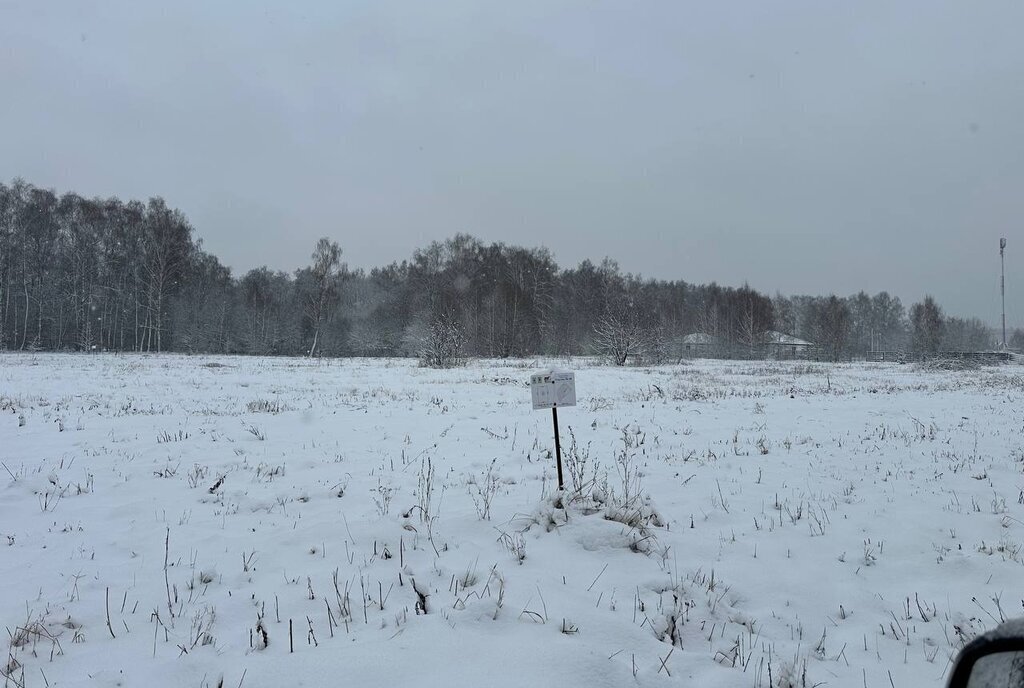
[2,354,1023,688]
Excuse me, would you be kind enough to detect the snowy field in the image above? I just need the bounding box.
[2,354,1024,688]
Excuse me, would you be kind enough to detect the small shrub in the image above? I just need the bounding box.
[417,313,466,369]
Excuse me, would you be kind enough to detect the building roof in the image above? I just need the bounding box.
[682,332,716,345]
[762,330,815,347]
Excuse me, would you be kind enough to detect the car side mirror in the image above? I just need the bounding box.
[948,626,1024,688]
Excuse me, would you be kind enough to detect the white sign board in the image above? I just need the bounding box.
[530,369,576,410]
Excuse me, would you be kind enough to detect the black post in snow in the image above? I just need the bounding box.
[552,406,564,490]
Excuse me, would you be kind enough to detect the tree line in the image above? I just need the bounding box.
[0,179,1011,362]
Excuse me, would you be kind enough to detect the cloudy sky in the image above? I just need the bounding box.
[2,1,1023,324]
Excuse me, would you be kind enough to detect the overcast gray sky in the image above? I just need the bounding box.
[2,1,1023,325]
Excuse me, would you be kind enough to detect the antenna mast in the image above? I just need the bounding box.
[1001,238,1007,349]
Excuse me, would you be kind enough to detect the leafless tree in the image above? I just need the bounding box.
[304,238,343,357]
[910,296,944,357]
[593,311,650,366]
[139,198,192,351]
[810,295,851,361]
[942,317,992,351]
[696,307,724,358]
[738,305,761,358]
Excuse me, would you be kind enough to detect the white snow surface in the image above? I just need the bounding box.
[2,354,1024,687]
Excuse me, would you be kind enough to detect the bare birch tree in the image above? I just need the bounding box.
[304,237,342,357]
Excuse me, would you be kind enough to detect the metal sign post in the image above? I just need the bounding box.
[530,369,576,491]
[551,406,564,489]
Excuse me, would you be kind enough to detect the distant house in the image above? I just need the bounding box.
[681,332,719,358]
[761,330,817,360]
